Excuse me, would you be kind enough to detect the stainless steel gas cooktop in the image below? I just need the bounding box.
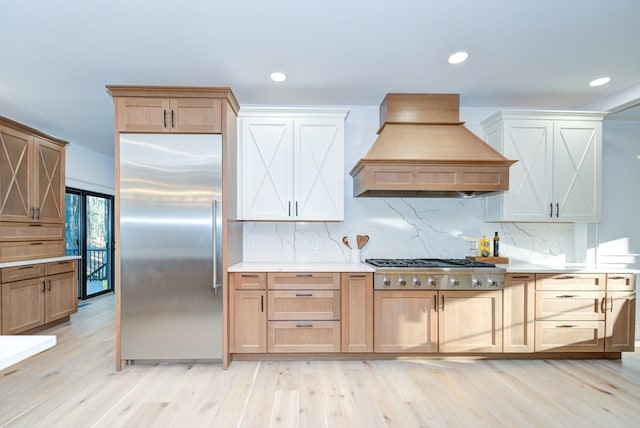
[365,258,505,290]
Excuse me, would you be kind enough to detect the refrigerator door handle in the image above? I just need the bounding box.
[212,199,223,294]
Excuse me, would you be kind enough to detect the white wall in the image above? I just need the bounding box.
[598,118,640,339]
[65,143,115,195]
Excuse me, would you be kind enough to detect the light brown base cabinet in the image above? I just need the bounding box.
[503,273,535,352]
[228,270,635,363]
[1,259,77,334]
[534,273,636,352]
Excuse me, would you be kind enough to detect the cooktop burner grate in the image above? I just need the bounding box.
[365,258,496,268]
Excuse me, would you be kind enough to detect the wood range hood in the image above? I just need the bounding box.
[350,93,517,198]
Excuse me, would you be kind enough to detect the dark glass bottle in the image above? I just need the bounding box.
[493,232,500,257]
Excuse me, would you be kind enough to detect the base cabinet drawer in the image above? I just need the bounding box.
[267,320,340,352]
[535,291,605,321]
[267,290,340,320]
[535,321,604,352]
[535,273,605,291]
[0,240,65,262]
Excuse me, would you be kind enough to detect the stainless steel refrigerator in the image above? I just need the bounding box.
[119,133,223,360]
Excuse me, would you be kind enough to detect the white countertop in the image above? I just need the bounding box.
[228,261,638,275]
[0,255,81,269]
[504,262,639,274]
[228,261,376,273]
[0,335,56,371]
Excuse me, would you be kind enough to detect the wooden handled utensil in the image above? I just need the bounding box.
[356,234,370,249]
[342,236,352,249]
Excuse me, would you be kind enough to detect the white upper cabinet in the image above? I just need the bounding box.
[238,108,349,221]
[482,111,605,222]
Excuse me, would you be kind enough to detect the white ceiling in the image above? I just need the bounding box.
[1,0,639,157]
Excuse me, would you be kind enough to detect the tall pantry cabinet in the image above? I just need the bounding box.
[482,111,606,222]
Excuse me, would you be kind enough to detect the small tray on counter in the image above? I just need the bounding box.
[466,256,509,264]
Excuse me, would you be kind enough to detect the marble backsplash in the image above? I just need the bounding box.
[242,196,577,264]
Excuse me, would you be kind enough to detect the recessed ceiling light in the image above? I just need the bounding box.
[270,72,287,82]
[589,77,611,87]
[448,51,469,64]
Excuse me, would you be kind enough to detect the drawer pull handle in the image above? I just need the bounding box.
[296,323,313,328]
[556,324,577,328]
[554,275,575,280]
[30,242,43,245]
[28,224,43,227]
[609,276,625,280]
[295,293,313,297]
[556,294,577,298]
[601,297,606,313]
[350,274,366,278]
[295,274,313,277]
[511,275,530,279]
[19,265,36,270]
[241,274,259,278]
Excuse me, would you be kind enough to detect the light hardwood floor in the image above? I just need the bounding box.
[1,293,639,428]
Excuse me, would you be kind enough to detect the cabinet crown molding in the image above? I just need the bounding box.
[239,107,350,119]
[481,110,607,127]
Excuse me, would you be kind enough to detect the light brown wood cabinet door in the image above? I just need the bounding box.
[231,290,266,353]
[438,290,503,353]
[171,98,222,133]
[503,273,535,353]
[33,138,65,224]
[1,277,45,334]
[115,97,171,132]
[341,273,373,353]
[605,291,636,352]
[0,125,33,222]
[45,271,77,323]
[374,290,438,353]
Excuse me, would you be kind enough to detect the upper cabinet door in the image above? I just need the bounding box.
[483,111,604,223]
[33,138,65,224]
[240,117,294,220]
[295,118,344,221]
[0,125,33,222]
[551,121,601,222]
[498,119,553,221]
[238,109,348,221]
[115,97,222,133]
[115,97,171,132]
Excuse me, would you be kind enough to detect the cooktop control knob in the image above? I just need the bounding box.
[487,278,497,287]
[450,278,460,287]
[383,276,391,287]
[428,278,437,287]
[412,277,422,287]
[398,276,407,286]
[472,278,482,288]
